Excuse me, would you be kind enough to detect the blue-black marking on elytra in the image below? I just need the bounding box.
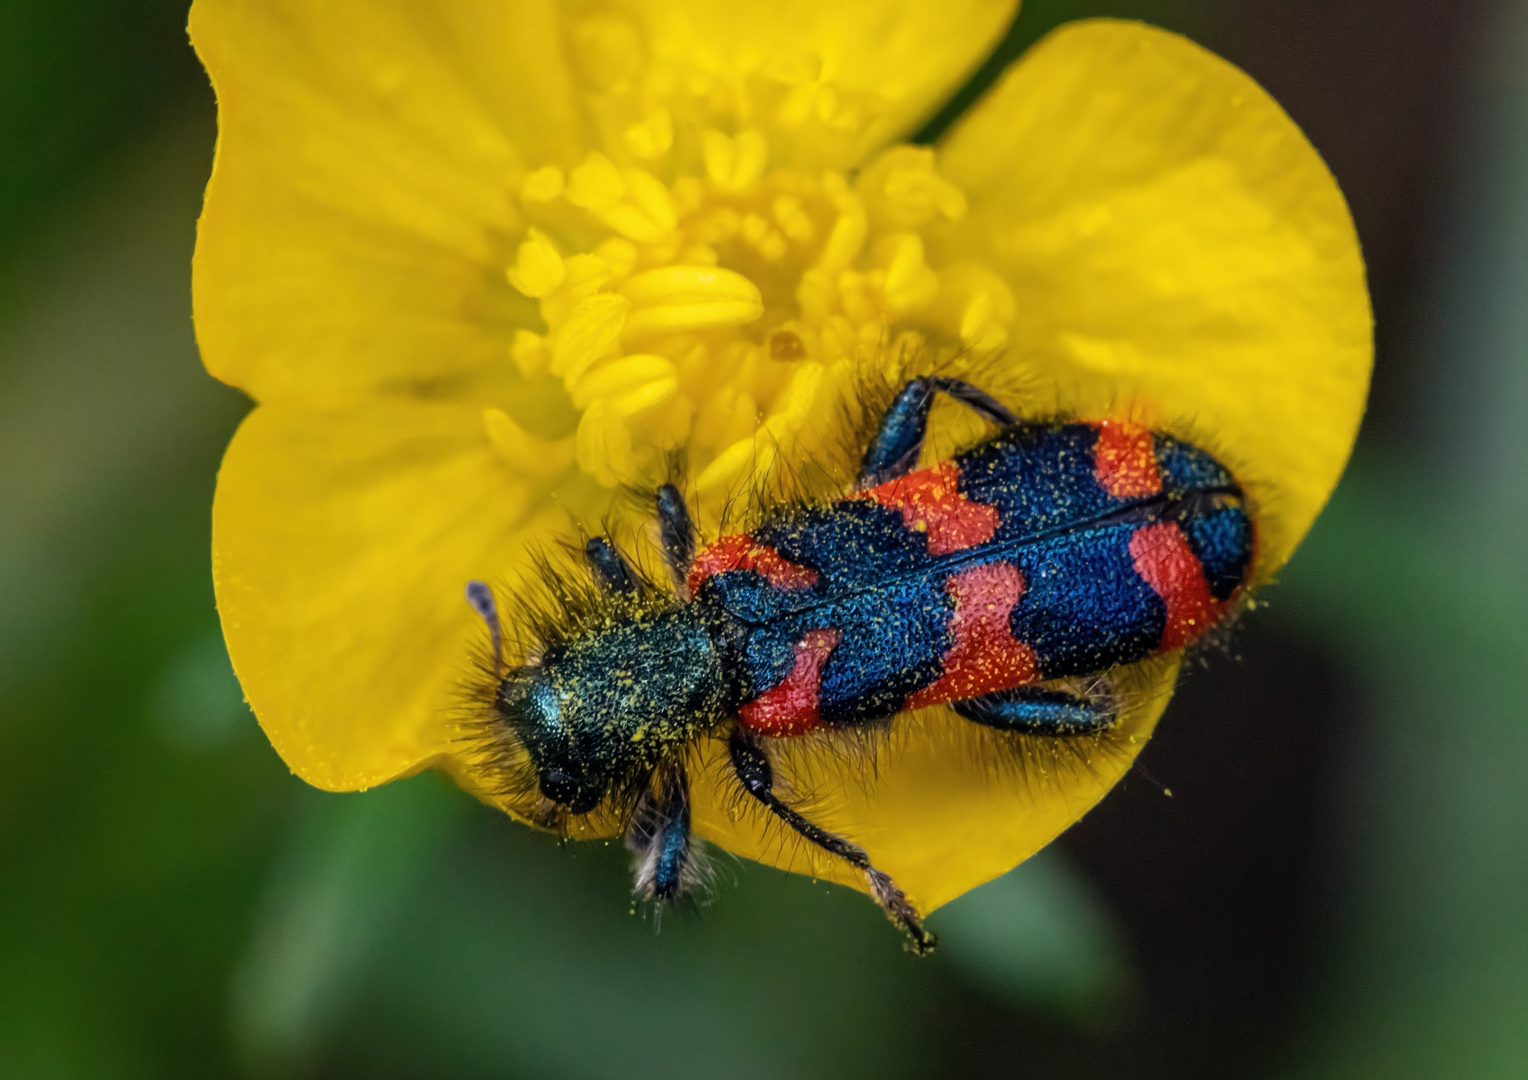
[1183,507,1255,600]
[959,425,1121,542]
[467,376,1255,954]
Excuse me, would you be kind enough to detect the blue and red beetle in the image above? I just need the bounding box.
[466,377,1254,952]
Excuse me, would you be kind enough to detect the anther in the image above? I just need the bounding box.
[620,265,763,337]
[483,408,572,477]
[623,108,673,159]
[566,152,626,210]
[622,169,677,234]
[506,228,565,298]
[519,166,564,203]
[702,129,768,191]
[510,330,548,378]
[877,233,939,313]
[571,354,678,409]
[815,193,867,275]
[576,399,636,487]
[552,293,631,385]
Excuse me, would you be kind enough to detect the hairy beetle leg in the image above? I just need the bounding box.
[626,764,696,907]
[858,376,1019,488]
[952,682,1117,735]
[585,536,640,595]
[727,729,936,954]
[656,483,696,594]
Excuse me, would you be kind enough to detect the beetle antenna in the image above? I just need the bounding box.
[465,580,504,677]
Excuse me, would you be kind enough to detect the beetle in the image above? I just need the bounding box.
[465,376,1254,952]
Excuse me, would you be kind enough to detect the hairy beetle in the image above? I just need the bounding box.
[466,377,1254,951]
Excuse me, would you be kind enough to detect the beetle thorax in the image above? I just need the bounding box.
[500,608,731,813]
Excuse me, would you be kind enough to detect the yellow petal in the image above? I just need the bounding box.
[938,20,1372,579]
[190,0,585,404]
[693,658,1179,914]
[623,0,1018,167]
[212,400,570,790]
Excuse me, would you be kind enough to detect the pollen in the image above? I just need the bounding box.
[491,33,1012,526]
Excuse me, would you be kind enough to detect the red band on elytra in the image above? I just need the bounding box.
[1129,522,1225,652]
[862,459,1000,556]
[688,534,819,595]
[906,561,1038,710]
[1094,420,1161,498]
[738,628,841,736]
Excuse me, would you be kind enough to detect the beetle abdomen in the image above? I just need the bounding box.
[689,421,1253,736]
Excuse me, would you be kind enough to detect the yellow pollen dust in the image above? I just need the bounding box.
[493,23,1018,525]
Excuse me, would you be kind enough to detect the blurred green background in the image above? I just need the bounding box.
[2,1,1524,1076]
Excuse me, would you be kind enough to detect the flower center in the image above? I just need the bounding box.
[485,22,1017,529]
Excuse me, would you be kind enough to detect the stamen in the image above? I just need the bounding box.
[576,400,636,488]
[506,229,565,297]
[551,293,630,385]
[740,213,788,262]
[519,166,564,203]
[816,188,868,274]
[510,330,548,378]
[864,146,969,229]
[620,266,763,337]
[571,354,678,409]
[566,152,626,210]
[623,109,674,160]
[703,129,769,191]
[608,375,679,418]
[876,233,939,314]
[483,408,573,477]
[696,432,778,494]
[772,195,815,243]
[623,170,677,235]
[490,79,987,510]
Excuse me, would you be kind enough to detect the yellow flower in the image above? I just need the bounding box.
[192,1,1370,914]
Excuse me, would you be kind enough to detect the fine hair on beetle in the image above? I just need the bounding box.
[460,566,663,826]
[457,339,1258,948]
[452,355,904,898]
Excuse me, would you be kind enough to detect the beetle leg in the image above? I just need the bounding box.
[585,536,640,594]
[626,763,697,905]
[655,483,696,591]
[858,378,936,487]
[927,376,1019,428]
[727,729,936,954]
[858,376,1018,488]
[952,682,1117,735]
